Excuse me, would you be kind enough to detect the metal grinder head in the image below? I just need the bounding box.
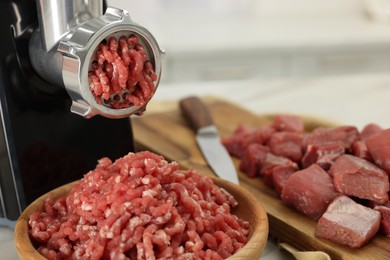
[30,2,163,119]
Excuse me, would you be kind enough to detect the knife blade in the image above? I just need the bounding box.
[179,96,239,184]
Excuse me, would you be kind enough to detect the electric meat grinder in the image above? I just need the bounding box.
[0,0,163,227]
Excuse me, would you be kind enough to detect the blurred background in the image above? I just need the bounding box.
[108,0,390,83]
[3,2,390,259]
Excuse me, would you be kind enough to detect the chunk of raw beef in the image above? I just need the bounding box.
[271,166,297,196]
[238,126,275,151]
[303,126,360,152]
[366,129,390,174]
[373,205,390,236]
[260,153,298,176]
[361,123,383,140]
[315,195,381,248]
[222,124,255,158]
[239,144,269,177]
[267,132,303,163]
[329,154,389,204]
[352,140,372,161]
[281,164,338,220]
[301,143,344,170]
[272,114,304,133]
[222,135,244,158]
[222,124,274,158]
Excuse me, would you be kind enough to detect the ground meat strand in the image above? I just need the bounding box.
[29,151,249,259]
[89,35,157,109]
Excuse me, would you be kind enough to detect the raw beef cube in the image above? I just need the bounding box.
[271,166,297,196]
[261,164,294,189]
[366,129,390,174]
[281,164,338,220]
[373,206,390,236]
[329,154,389,203]
[361,123,383,140]
[352,140,372,161]
[303,126,360,152]
[260,153,298,177]
[233,123,254,136]
[315,195,381,248]
[222,124,255,158]
[262,169,275,189]
[222,136,245,158]
[239,144,269,177]
[252,126,276,145]
[261,160,298,189]
[238,133,259,152]
[267,132,303,163]
[301,143,344,170]
[272,114,304,133]
[262,165,296,191]
[222,125,275,158]
[239,126,275,148]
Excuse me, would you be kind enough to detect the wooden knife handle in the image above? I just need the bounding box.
[179,96,214,131]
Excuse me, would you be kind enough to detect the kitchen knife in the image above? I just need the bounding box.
[179,96,239,184]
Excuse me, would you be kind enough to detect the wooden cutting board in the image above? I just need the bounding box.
[132,97,390,260]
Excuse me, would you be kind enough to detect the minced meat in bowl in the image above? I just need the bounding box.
[15,151,268,260]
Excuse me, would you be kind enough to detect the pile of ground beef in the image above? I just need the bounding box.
[88,35,157,109]
[29,151,249,259]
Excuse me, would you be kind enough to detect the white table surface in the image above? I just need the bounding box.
[152,72,390,129]
[3,72,390,259]
[109,0,390,54]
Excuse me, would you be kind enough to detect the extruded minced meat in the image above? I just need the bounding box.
[29,151,249,259]
[88,35,157,109]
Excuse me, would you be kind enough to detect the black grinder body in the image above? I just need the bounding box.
[0,0,134,226]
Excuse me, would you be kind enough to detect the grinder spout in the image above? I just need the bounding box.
[29,0,163,118]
